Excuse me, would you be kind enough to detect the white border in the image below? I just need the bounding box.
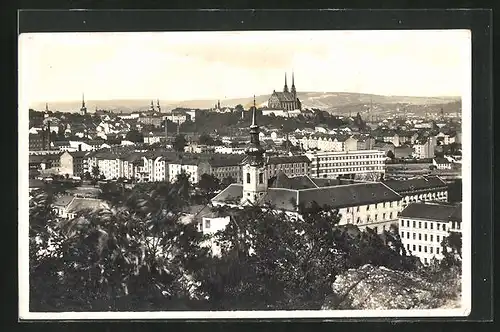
[18,30,472,320]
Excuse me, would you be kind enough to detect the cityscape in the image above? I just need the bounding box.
[22,30,468,316]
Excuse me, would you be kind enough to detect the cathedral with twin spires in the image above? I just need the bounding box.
[267,72,302,111]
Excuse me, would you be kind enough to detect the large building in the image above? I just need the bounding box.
[59,151,88,177]
[413,136,437,159]
[382,176,448,208]
[398,202,462,265]
[266,155,311,178]
[267,73,302,111]
[305,150,386,179]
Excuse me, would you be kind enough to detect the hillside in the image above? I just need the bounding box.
[30,92,460,114]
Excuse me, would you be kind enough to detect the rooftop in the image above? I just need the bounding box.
[400,202,461,222]
[383,176,447,193]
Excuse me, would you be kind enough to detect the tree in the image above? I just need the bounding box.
[235,104,244,113]
[387,150,395,160]
[91,166,100,180]
[198,133,215,146]
[197,174,221,196]
[173,135,187,152]
[29,177,210,311]
[125,129,144,143]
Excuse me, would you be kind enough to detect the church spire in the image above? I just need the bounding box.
[291,71,296,97]
[45,103,49,112]
[246,94,264,164]
[80,93,87,115]
[284,72,289,93]
[157,99,161,112]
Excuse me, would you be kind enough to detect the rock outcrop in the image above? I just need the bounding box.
[323,264,461,310]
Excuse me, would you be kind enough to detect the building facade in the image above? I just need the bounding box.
[398,202,462,265]
[266,155,311,178]
[305,150,386,179]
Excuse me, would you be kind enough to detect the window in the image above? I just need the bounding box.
[375,214,378,221]
[436,247,440,254]
[413,220,416,228]
[258,173,263,184]
[407,220,410,227]
[418,221,422,228]
[418,245,422,252]
[430,247,433,254]
[205,220,211,229]
[424,234,427,241]
[390,212,393,219]
[246,173,250,183]
[437,235,440,242]
[424,246,427,253]
[424,222,427,229]
[418,233,422,240]
[413,245,416,251]
[424,258,428,264]
[442,224,446,231]
[430,223,433,230]
[430,235,433,242]
[367,205,370,211]
[413,233,416,240]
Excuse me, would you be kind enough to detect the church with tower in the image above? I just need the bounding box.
[240,97,268,205]
[267,72,302,111]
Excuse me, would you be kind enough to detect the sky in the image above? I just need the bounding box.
[19,30,471,104]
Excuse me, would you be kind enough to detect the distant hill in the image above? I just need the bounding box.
[30,92,461,114]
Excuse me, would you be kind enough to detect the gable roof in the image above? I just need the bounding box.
[268,172,318,190]
[297,182,401,209]
[383,176,447,193]
[400,203,460,222]
[272,91,296,102]
[66,198,109,214]
[211,184,243,204]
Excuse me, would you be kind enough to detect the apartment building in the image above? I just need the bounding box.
[305,150,386,179]
[59,151,88,177]
[266,155,311,178]
[398,202,462,265]
[413,136,437,159]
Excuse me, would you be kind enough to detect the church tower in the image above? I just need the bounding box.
[80,94,87,115]
[157,99,161,113]
[283,73,289,93]
[291,72,297,98]
[241,96,268,205]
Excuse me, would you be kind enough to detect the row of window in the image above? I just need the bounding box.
[320,161,384,167]
[406,243,441,255]
[401,231,442,243]
[400,219,448,231]
[347,201,397,212]
[353,211,395,224]
[318,155,383,161]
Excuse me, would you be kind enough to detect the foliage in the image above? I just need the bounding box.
[29,180,455,311]
[125,129,144,143]
[386,150,395,159]
[173,135,187,152]
[29,173,209,311]
[91,166,100,180]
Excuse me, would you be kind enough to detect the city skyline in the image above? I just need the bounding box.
[19,30,470,104]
